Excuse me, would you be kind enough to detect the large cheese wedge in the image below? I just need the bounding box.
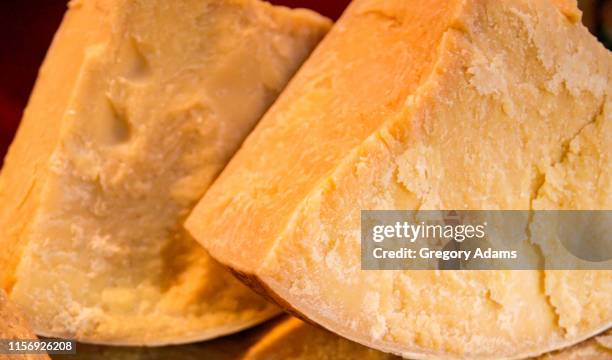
[0,290,50,360]
[186,0,611,358]
[0,0,330,345]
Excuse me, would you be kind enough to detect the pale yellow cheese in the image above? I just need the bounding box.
[0,290,50,360]
[186,0,611,358]
[0,0,330,345]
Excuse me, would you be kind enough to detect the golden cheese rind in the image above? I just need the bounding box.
[242,317,399,360]
[0,0,330,345]
[186,0,611,358]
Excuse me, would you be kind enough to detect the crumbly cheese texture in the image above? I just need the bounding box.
[0,290,50,360]
[0,0,330,345]
[187,0,611,358]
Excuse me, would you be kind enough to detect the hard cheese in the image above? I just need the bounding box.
[243,317,399,360]
[186,0,611,358]
[0,290,50,360]
[537,330,612,360]
[243,317,612,360]
[53,323,266,360]
[0,0,330,345]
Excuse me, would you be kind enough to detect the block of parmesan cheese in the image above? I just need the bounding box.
[0,0,330,345]
[186,0,611,358]
[242,318,612,360]
[0,290,50,360]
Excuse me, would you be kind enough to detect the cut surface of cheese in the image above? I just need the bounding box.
[0,290,50,360]
[186,0,611,358]
[0,0,330,345]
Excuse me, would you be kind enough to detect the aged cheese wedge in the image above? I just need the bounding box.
[0,290,50,360]
[0,0,330,345]
[186,0,611,358]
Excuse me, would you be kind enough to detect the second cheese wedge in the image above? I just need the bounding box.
[243,317,399,360]
[186,0,611,358]
[242,317,612,360]
[0,290,49,360]
[0,0,330,345]
[538,331,612,360]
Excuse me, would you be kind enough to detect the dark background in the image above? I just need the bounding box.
[0,0,609,165]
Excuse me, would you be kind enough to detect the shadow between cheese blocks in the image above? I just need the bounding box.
[536,329,612,360]
[0,290,50,360]
[52,319,276,360]
[53,316,612,359]
[242,317,611,360]
[185,0,612,358]
[243,317,399,360]
[0,0,330,346]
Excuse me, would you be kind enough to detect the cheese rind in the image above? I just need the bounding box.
[537,329,612,360]
[54,323,266,360]
[0,0,330,345]
[243,317,399,360]
[186,0,611,358]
